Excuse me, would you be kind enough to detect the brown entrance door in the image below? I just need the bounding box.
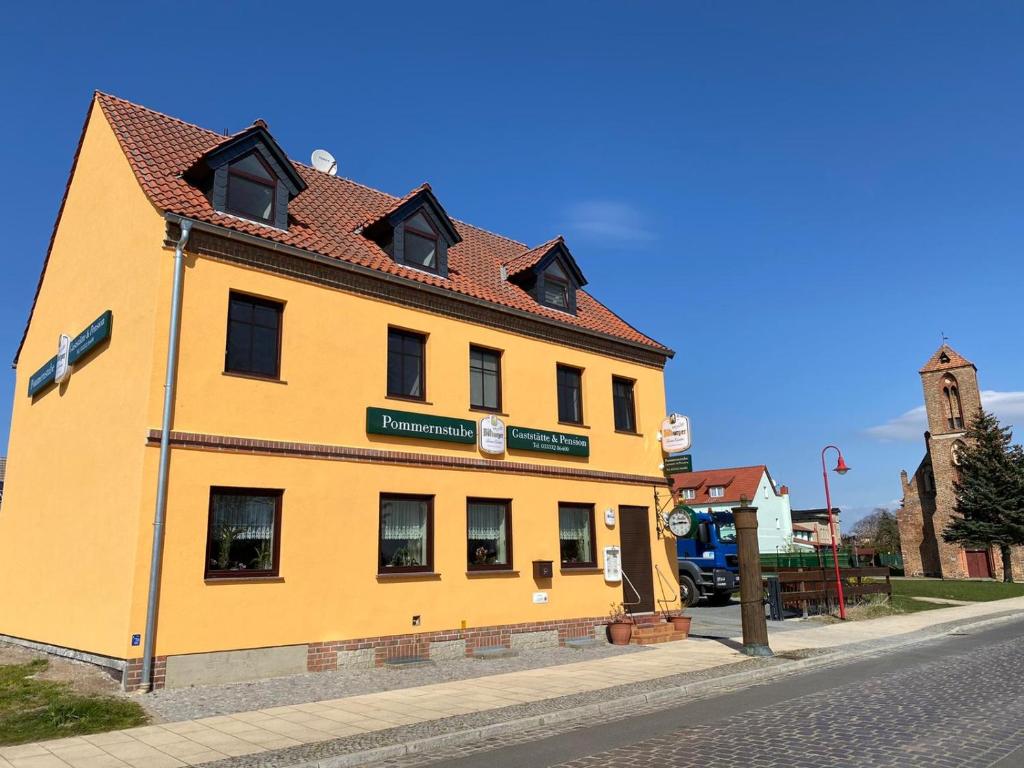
[965,549,992,579]
[619,506,655,613]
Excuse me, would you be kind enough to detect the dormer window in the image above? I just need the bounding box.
[403,212,439,272]
[184,120,307,232]
[709,486,725,498]
[542,262,571,309]
[360,184,462,279]
[226,153,276,224]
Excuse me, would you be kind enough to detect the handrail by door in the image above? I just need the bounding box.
[654,563,679,615]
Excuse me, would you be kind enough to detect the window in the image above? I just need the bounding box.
[467,499,512,570]
[388,328,426,400]
[226,153,276,223]
[557,365,583,424]
[205,488,282,579]
[469,346,502,411]
[542,261,571,310]
[612,377,636,432]
[942,376,964,429]
[403,212,439,272]
[709,486,725,498]
[379,495,433,573]
[559,504,596,567]
[226,292,282,379]
[681,488,696,500]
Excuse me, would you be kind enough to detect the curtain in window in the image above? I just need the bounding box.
[469,502,507,562]
[212,494,275,542]
[381,498,427,565]
[559,506,591,562]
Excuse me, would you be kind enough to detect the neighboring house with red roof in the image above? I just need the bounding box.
[668,465,795,554]
[0,93,677,691]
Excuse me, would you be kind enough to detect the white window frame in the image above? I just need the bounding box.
[709,486,725,498]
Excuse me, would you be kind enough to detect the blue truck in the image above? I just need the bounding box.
[676,509,741,606]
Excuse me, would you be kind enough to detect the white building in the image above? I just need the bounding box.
[669,465,795,554]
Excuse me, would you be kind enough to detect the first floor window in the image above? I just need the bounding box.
[226,292,283,379]
[469,345,502,411]
[557,365,583,424]
[379,494,433,573]
[612,376,637,433]
[467,499,512,570]
[388,328,426,400]
[206,488,282,578]
[559,503,595,567]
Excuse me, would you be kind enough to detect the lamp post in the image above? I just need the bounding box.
[820,445,850,620]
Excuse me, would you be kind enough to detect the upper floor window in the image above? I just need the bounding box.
[612,376,636,433]
[388,328,426,400]
[542,262,571,310]
[681,488,696,500]
[403,212,440,272]
[226,154,276,223]
[709,486,725,498]
[469,345,502,411]
[557,365,583,424]
[225,292,282,379]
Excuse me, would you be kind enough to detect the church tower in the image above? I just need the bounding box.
[913,344,982,577]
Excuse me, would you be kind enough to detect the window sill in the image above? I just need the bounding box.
[376,571,442,581]
[469,407,509,417]
[560,566,602,574]
[558,422,589,430]
[614,430,642,437]
[385,395,433,405]
[205,576,284,584]
[466,569,519,577]
[222,371,287,385]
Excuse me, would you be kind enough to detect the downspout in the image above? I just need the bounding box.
[140,220,191,692]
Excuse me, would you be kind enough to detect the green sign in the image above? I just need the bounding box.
[663,454,692,474]
[366,407,476,444]
[506,425,590,457]
[27,310,113,397]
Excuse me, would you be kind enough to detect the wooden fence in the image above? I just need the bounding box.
[762,566,892,613]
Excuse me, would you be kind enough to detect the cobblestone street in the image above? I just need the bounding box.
[377,618,1024,768]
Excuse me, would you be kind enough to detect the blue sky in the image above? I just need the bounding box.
[2,2,1023,524]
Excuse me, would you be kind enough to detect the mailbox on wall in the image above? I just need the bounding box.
[532,560,554,579]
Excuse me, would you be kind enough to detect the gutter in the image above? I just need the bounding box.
[163,214,675,361]
[139,220,191,692]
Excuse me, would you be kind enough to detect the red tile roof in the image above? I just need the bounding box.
[503,236,565,277]
[94,93,670,355]
[919,344,975,374]
[669,465,772,506]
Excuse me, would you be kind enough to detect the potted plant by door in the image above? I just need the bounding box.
[667,611,692,637]
[607,603,634,645]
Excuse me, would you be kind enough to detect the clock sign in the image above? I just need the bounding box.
[667,506,694,538]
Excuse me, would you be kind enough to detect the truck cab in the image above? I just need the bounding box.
[676,509,740,606]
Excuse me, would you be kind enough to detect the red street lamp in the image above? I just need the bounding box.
[821,445,850,620]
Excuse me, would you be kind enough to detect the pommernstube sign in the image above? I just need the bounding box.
[366,407,476,444]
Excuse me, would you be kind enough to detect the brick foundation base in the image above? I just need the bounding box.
[307,615,608,673]
[124,655,166,692]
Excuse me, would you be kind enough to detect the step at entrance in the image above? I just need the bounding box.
[629,622,686,646]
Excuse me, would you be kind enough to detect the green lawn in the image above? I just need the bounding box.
[0,660,146,746]
[891,579,1024,602]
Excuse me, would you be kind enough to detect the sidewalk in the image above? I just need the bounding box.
[3,597,1023,768]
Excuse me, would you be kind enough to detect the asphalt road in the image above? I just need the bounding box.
[377,616,1024,768]
[687,596,809,638]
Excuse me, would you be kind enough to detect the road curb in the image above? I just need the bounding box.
[290,610,1024,768]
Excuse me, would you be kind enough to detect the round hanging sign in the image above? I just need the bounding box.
[479,414,506,455]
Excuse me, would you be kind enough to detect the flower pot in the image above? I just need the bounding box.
[668,615,691,636]
[607,620,633,645]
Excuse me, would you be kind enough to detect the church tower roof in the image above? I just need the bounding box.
[919,343,975,374]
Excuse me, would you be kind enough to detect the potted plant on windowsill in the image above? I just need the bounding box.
[607,602,634,645]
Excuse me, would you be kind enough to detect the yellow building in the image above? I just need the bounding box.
[0,93,677,691]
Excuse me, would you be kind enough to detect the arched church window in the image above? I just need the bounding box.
[942,375,964,430]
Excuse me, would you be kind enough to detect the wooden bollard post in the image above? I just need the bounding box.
[733,499,773,657]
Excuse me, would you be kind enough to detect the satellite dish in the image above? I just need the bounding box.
[311,149,337,176]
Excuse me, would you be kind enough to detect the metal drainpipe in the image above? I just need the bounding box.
[140,220,191,692]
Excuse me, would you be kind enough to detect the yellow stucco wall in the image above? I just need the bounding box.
[2,96,678,664]
[0,100,168,659]
[147,450,679,656]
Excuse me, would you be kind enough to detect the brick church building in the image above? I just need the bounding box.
[898,344,1024,579]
